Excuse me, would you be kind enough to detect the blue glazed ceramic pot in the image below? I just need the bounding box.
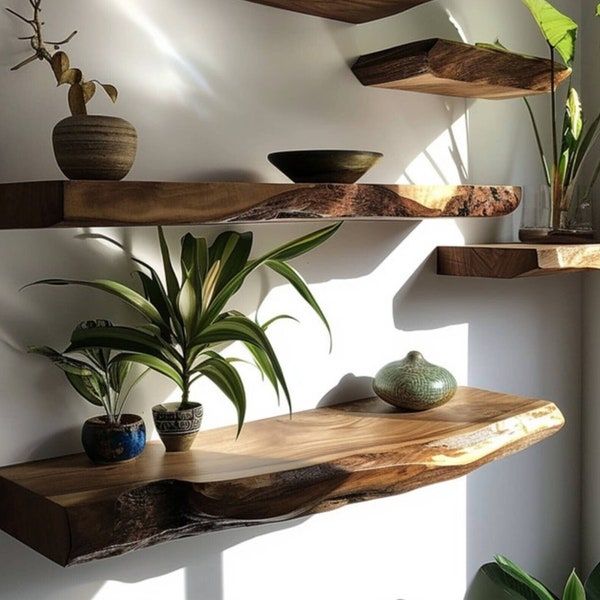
[81,414,146,464]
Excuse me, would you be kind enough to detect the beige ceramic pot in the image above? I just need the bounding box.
[52,115,137,180]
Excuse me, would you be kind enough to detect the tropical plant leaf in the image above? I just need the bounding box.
[27,346,95,377]
[25,278,166,328]
[110,353,184,389]
[135,271,172,339]
[65,371,105,407]
[193,315,290,409]
[521,0,578,64]
[209,231,253,296]
[573,111,600,181]
[177,276,198,334]
[261,314,300,330]
[586,561,600,600]
[193,355,246,436]
[465,563,559,600]
[59,68,83,86]
[75,320,113,370]
[563,571,585,600]
[266,259,332,349]
[158,227,180,306]
[98,82,118,103]
[495,556,556,600]
[68,325,181,368]
[108,359,131,393]
[200,223,341,328]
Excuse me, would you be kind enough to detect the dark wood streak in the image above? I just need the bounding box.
[0,388,563,566]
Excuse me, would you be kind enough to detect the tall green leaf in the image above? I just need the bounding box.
[496,556,556,600]
[68,325,182,368]
[193,355,247,436]
[465,563,555,600]
[158,226,180,306]
[193,315,291,409]
[563,572,585,600]
[521,0,578,65]
[108,359,131,393]
[209,231,253,296]
[26,279,165,328]
[110,353,184,389]
[266,259,332,350]
[200,223,341,328]
[28,346,96,377]
[64,371,106,407]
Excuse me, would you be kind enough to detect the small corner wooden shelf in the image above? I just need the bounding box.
[0,387,563,566]
[352,39,571,99]
[244,0,434,23]
[0,181,521,229]
[437,244,600,278]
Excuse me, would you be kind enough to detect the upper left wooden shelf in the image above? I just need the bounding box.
[0,181,521,229]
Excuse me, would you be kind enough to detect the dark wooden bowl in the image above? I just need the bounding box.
[268,150,383,184]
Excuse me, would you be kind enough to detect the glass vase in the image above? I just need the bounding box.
[519,185,593,244]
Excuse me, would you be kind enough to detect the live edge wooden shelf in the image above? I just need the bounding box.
[437,244,600,278]
[352,39,571,100]
[0,387,563,566]
[0,181,520,229]
[244,0,434,23]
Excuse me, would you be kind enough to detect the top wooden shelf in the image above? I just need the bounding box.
[0,387,563,566]
[352,39,571,99]
[0,181,520,229]
[244,0,434,23]
[437,244,600,278]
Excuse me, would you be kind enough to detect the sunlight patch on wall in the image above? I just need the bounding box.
[397,111,469,184]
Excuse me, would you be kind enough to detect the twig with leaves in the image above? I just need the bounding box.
[6,0,118,115]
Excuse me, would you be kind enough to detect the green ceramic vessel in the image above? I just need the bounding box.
[373,351,457,411]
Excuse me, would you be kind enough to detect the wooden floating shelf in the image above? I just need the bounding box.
[437,244,600,278]
[0,181,521,229]
[244,0,435,23]
[352,38,571,99]
[0,387,563,566]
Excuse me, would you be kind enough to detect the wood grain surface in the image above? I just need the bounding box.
[0,387,563,566]
[0,181,521,229]
[244,0,433,23]
[352,39,571,99]
[437,244,600,278]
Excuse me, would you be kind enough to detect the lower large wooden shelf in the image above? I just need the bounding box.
[0,181,520,228]
[0,387,562,566]
[438,244,600,278]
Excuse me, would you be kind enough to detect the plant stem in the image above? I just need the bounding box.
[549,44,562,230]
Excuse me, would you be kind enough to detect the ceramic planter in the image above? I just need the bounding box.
[152,402,203,452]
[81,414,146,464]
[52,115,137,180]
[373,351,457,411]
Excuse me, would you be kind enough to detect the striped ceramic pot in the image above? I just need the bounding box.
[373,351,457,411]
[152,402,203,452]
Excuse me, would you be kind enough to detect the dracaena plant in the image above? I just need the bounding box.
[28,320,145,424]
[26,224,340,435]
[466,555,600,600]
[6,0,118,115]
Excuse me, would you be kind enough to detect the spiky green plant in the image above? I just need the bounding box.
[28,320,146,424]
[26,224,340,435]
[466,554,600,600]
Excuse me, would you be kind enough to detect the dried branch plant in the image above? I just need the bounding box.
[6,0,118,116]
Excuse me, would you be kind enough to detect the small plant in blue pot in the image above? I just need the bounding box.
[28,320,147,464]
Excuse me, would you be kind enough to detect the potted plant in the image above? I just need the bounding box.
[28,320,147,464]
[484,1,600,241]
[27,224,340,452]
[6,0,137,180]
[466,554,600,599]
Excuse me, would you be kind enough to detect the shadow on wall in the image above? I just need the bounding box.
[0,519,307,600]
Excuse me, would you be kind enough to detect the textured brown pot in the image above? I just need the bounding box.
[52,115,137,180]
[152,402,203,452]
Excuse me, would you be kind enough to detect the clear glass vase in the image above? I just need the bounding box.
[519,185,593,244]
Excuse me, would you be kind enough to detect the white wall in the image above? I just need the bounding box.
[0,1,582,598]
